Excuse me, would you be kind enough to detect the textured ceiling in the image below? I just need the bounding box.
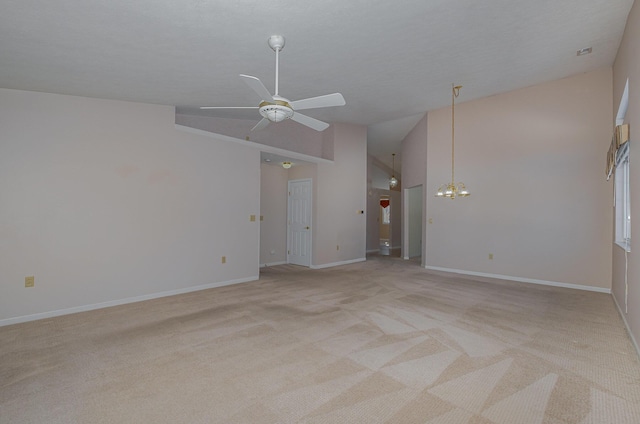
[0,0,633,171]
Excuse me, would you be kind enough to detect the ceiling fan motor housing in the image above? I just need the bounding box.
[268,35,285,51]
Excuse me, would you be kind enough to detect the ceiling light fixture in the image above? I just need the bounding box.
[389,153,398,189]
[436,84,470,199]
[282,161,292,169]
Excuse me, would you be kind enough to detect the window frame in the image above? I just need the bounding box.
[615,144,631,252]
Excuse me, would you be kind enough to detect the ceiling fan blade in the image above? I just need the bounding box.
[290,112,330,131]
[251,118,270,132]
[239,74,274,102]
[199,106,258,110]
[290,93,345,111]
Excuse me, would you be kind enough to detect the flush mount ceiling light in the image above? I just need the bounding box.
[389,153,398,189]
[282,161,292,169]
[436,84,471,199]
[576,47,592,56]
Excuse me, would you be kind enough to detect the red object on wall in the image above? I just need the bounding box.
[380,199,390,208]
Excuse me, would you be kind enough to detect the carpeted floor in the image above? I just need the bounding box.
[1,255,639,423]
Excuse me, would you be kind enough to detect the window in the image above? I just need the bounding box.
[615,143,631,251]
[614,79,630,252]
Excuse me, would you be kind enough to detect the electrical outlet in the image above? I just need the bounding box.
[489,253,494,260]
[221,256,226,264]
[25,276,34,288]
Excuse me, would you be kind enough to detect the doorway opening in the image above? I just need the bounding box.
[379,195,391,255]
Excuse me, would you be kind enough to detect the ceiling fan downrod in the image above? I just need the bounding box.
[268,35,285,96]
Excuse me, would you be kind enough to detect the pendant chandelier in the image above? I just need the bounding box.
[436,84,470,199]
[389,153,398,189]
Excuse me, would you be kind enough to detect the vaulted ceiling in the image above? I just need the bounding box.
[1,0,634,171]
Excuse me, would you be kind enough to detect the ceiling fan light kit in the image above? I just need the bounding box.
[259,99,294,122]
[200,35,345,132]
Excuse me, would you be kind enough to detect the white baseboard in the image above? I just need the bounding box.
[611,292,640,358]
[260,261,286,268]
[0,276,259,327]
[424,266,611,294]
[311,257,366,270]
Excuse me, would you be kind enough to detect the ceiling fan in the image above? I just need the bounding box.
[200,35,345,132]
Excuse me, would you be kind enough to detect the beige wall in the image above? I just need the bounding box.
[260,163,288,266]
[175,114,329,160]
[424,69,613,289]
[314,123,368,267]
[612,0,640,351]
[0,89,261,324]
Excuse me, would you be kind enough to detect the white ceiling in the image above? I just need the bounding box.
[1,0,633,171]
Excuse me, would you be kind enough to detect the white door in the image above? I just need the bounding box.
[287,179,312,266]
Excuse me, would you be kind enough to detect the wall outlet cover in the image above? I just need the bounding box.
[25,276,35,287]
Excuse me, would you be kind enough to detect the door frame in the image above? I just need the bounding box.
[403,184,424,263]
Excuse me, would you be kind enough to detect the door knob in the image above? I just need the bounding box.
[305,226,310,229]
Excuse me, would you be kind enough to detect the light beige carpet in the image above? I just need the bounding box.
[2,256,640,423]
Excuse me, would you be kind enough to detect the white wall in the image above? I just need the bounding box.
[612,0,640,351]
[260,163,288,266]
[0,89,261,324]
[424,69,613,290]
